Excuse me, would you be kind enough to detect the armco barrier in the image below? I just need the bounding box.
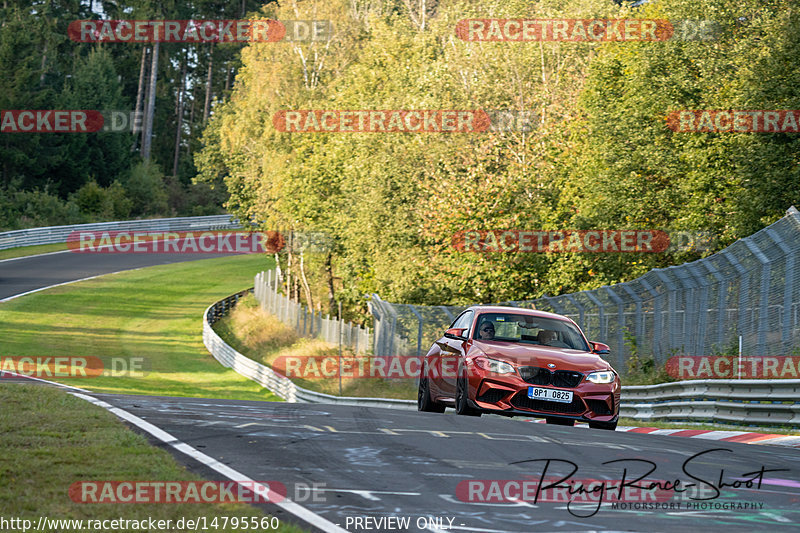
[204,290,799,426]
[0,215,240,251]
[621,380,800,426]
[202,290,416,410]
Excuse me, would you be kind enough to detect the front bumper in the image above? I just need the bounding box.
[470,371,620,422]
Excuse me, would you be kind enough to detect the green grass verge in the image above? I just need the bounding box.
[0,254,279,400]
[0,242,69,260]
[0,384,306,532]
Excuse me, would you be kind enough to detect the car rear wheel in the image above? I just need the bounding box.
[545,417,575,426]
[455,370,481,417]
[589,420,617,430]
[418,363,445,413]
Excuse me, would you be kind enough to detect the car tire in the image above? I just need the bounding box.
[545,417,575,426]
[589,420,617,430]
[418,364,445,413]
[455,369,481,417]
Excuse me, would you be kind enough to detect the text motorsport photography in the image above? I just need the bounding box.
[458,449,782,518]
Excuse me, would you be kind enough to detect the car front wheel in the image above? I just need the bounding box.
[455,369,481,417]
[418,363,445,413]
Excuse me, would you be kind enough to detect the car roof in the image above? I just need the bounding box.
[467,305,573,322]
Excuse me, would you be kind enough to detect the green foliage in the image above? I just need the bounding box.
[123,162,169,216]
[164,1,800,314]
[70,180,133,220]
[0,186,82,230]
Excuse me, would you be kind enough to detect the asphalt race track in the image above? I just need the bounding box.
[89,394,799,533]
[3,251,800,532]
[0,250,237,300]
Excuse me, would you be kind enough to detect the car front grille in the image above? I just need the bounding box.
[476,389,508,404]
[509,391,586,414]
[518,367,584,388]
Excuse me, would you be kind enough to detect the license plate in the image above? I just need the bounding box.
[527,386,573,403]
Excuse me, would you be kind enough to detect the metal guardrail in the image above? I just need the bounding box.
[204,290,799,427]
[0,215,241,251]
[621,380,800,426]
[202,290,417,410]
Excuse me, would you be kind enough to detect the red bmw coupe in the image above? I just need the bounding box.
[417,306,620,430]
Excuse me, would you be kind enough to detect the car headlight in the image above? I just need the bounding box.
[586,370,616,384]
[474,356,516,374]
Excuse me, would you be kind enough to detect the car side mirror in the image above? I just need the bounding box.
[445,328,467,340]
[591,342,610,356]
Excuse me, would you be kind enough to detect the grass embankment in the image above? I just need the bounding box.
[0,384,305,532]
[0,242,68,260]
[213,295,417,399]
[0,254,279,400]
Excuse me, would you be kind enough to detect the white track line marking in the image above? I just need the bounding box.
[70,392,348,533]
[4,374,347,533]
[0,371,91,392]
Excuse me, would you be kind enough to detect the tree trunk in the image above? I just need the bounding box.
[186,86,196,157]
[173,59,187,177]
[324,252,335,315]
[139,48,150,152]
[299,252,314,310]
[203,45,214,123]
[39,43,47,84]
[131,46,148,152]
[142,42,159,161]
[286,230,293,301]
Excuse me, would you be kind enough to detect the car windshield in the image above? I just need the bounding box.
[473,313,590,351]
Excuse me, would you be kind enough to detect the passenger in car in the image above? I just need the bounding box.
[538,329,568,347]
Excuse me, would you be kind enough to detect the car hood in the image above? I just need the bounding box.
[472,340,612,373]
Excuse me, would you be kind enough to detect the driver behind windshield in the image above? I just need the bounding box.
[476,319,495,340]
